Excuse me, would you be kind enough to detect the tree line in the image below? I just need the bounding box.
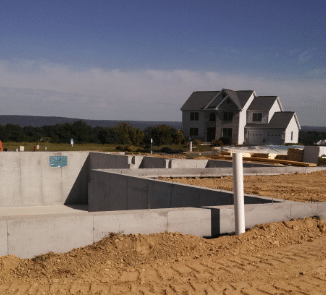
[0,121,185,146]
[298,130,326,146]
[0,121,324,146]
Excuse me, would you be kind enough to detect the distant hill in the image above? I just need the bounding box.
[0,115,183,130]
[0,115,325,132]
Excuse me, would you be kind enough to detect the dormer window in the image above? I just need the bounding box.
[209,113,215,121]
[253,113,262,122]
[227,99,231,104]
[224,112,233,121]
[222,93,227,98]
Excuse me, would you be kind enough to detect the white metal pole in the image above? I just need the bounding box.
[232,153,245,235]
[151,138,153,154]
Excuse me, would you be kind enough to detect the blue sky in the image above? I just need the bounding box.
[0,0,325,125]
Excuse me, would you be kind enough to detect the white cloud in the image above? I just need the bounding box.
[0,59,325,125]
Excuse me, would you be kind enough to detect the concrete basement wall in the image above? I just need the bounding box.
[0,152,89,207]
[2,201,326,258]
[88,152,278,170]
[88,170,277,212]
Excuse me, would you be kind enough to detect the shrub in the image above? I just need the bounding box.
[160,147,183,154]
[219,137,232,145]
[212,139,224,147]
[173,129,185,145]
[192,139,201,145]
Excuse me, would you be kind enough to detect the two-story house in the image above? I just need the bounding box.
[181,88,300,145]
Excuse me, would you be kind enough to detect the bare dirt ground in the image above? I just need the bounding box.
[1,218,326,294]
[160,170,326,203]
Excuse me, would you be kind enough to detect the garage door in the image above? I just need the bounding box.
[266,131,283,145]
[248,131,263,145]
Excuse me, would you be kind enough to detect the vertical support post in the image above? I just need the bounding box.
[189,141,192,152]
[232,153,245,235]
[150,138,153,154]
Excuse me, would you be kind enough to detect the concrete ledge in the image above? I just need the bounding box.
[0,221,7,256]
[7,215,94,259]
[167,208,211,237]
[0,200,325,258]
[94,210,168,241]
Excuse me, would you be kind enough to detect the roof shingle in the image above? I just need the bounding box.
[247,96,278,111]
[180,91,219,111]
[245,112,296,129]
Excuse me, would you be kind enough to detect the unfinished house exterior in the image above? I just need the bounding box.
[181,89,301,145]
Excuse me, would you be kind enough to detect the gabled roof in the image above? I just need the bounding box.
[180,91,219,111]
[247,96,279,111]
[235,90,256,108]
[182,89,254,111]
[245,112,300,129]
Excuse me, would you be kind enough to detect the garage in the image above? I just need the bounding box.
[266,131,283,145]
[247,130,264,145]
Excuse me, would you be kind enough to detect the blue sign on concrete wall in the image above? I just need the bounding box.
[49,156,67,168]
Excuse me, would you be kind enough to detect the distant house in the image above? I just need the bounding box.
[180,89,300,145]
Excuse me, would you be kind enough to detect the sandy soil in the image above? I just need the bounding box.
[160,170,326,203]
[1,217,326,294]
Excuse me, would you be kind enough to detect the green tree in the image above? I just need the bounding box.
[114,122,144,146]
[71,120,91,143]
[98,127,117,144]
[114,122,130,144]
[173,129,185,144]
[149,125,176,145]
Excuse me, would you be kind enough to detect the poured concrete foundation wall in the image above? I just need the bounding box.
[0,152,89,207]
[2,201,326,258]
[89,152,135,170]
[303,146,326,164]
[88,170,276,212]
[88,152,277,170]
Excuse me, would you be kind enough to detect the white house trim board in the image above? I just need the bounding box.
[203,92,221,110]
[276,97,284,111]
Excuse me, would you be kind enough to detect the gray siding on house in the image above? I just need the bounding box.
[182,110,206,140]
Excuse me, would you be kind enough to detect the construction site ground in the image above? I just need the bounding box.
[160,170,326,203]
[1,169,326,294]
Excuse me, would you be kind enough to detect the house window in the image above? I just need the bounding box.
[223,112,233,121]
[209,113,215,121]
[253,113,262,122]
[291,131,293,141]
[190,128,198,136]
[190,112,199,121]
[223,128,232,137]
